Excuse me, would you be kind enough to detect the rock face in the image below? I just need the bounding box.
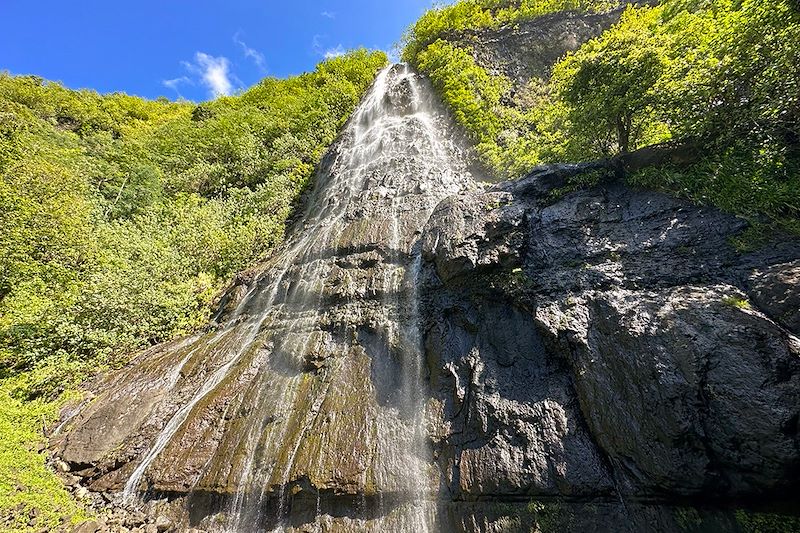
[420,165,800,531]
[457,6,633,84]
[52,20,800,533]
[435,1,651,94]
[54,155,800,532]
[53,64,479,532]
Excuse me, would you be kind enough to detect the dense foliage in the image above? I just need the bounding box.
[0,49,386,528]
[405,0,800,232]
[0,49,386,400]
[0,385,86,530]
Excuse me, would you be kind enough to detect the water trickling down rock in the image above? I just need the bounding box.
[55,64,478,532]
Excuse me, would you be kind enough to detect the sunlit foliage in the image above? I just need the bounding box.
[0,49,387,400]
[404,0,799,231]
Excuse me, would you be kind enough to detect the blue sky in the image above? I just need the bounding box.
[1,0,444,101]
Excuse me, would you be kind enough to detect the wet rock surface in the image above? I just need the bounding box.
[748,260,800,335]
[52,65,479,532]
[52,158,800,532]
[420,166,800,530]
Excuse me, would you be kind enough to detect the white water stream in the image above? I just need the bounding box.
[120,64,477,532]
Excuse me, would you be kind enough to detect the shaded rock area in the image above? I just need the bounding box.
[439,1,654,90]
[420,163,800,531]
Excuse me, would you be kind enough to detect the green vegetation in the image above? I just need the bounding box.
[722,295,752,310]
[0,386,87,531]
[736,509,800,533]
[551,5,671,156]
[402,0,631,175]
[404,0,800,232]
[414,40,511,167]
[0,49,386,528]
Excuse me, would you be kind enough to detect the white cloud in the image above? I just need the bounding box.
[196,53,233,97]
[162,76,193,99]
[183,52,234,97]
[321,11,336,19]
[312,35,346,60]
[233,33,267,72]
[324,45,346,59]
[163,76,192,93]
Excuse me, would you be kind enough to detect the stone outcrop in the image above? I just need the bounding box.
[53,155,800,532]
[457,7,631,84]
[420,164,800,531]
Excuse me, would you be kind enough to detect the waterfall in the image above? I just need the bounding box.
[73,64,477,532]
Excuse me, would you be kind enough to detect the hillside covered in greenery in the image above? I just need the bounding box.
[403,0,799,234]
[2,0,800,529]
[0,49,386,529]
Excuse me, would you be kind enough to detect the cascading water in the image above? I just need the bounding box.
[56,64,477,532]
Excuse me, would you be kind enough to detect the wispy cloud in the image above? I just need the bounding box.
[320,11,336,19]
[312,35,346,60]
[162,76,193,98]
[183,52,234,97]
[233,32,267,72]
[324,45,346,59]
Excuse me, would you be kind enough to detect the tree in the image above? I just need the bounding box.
[552,6,667,156]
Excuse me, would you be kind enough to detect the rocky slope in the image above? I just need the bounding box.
[50,8,800,533]
[54,156,800,533]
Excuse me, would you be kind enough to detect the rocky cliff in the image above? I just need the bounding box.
[420,163,800,531]
[451,6,633,84]
[50,10,800,533]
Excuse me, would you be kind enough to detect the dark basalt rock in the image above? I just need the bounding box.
[52,160,800,533]
[420,165,800,530]
[748,260,800,335]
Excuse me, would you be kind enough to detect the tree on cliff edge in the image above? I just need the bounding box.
[552,6,667,157]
